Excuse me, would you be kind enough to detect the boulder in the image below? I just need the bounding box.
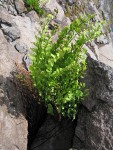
[0,6,14,26]
[0,0,17,15]
[0,105,27,150]
[99,43,113,68]
[14,0,26,14]
[0,29,28,150]
[1,24,21,42]
[15,42,28,53]
[73,57,113,150]
[45,0,71,28]
[26,10,40,23]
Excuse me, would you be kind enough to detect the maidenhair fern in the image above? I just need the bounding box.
[29,14,104,120]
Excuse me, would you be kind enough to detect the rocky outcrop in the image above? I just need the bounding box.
[0,105,27,150]
[73,57,113,150]
[0,27,27,149]
[57,0,113,68]
[0,2,41,149]
[1,0,113,150]
[30,116,75,150]
[0,0,50,148]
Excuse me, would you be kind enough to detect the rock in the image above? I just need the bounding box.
[96,35,109,44]
[23,54,32,70]
[89,41,100,60]
[46,0,64,22]
[7,4,17,15]
[0,6,14,25]
[0,29,27,150]
[68,0,73,6]
[0,4,40,47]
[30,115,75,150]
[99,43,113,68]
[11,14,40,48]
[73,57,113,150]
[26,10,40,23]
[14,0,26,14]
[0,27,46,149]
[87,1,96,14]
[0,105,28,150]
[0,0,18,15]
[83,45,97,60]
[1,24,21,42]
[15,42,28,53]
[45,0,71,27]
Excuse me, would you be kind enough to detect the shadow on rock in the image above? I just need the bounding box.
[0,74,47,150]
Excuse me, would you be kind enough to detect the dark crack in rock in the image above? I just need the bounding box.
[14,0,26,14]
[15,42,28,53]
[1,24,20,42]
[30,115,75,150]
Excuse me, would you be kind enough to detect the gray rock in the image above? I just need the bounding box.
[0,0,18,15]
[0,6,14,25]
[98,43,113,68]
[30,115,75,150]
[68,0,73,6]
[87,1,95,14]
[0,29,27,150]
[0,29,47,150]
[0,105,28,150]
[7,4,17,15]
[45,0,71,28]
[23,54,32,70]
[96,35,109,44]
[73,57,113,150]
[15,42,28,53]
[26,10,40,23]
[1,24,20,41]
[14,0,26,14]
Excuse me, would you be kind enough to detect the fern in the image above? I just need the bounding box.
[25,0,46,15]
[29,14,104,120]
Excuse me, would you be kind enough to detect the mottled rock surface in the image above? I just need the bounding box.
[0,2,45,150]
[1,0,113,150]
[14,0,26,14]
[30,116,75,150]
[0,29,27,150]
[0,105,27,150]
[15,42,28,53]
[73,57,113,150]
[2,24,21,41]
[99,43,113,68]
[46,0,71,28]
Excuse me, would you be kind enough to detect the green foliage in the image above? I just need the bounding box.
[25,0,47,15]
[29,14,104,120]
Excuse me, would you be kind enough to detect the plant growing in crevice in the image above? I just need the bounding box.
[29,13,104,120]
[25,0,48,15]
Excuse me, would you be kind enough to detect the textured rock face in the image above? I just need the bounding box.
[46,0,71,28]
[0,29,28,149]
[30,116,75,150]
[57,0,113,68]
[0,105,27,150]
[0,2,45,150]
[0,0,26,15]
[15,0,26,14]
[1,0,113,150]
[73,57,113,150]
[0,1,41,149]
